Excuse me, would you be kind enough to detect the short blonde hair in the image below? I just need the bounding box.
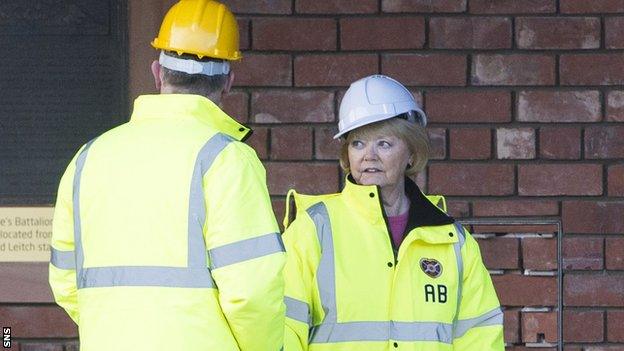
[339,118,430,177]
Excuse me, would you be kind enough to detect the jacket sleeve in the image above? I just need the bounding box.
[452,229,505,350]
[204,141,285,351]
[49,149,83,324]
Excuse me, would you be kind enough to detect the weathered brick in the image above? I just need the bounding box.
[606,238,624,270]
[296,0,377,13]
[473,200,559,217]
[427,128,447,160]
[382,54,467,86]
[266,162,339,195]
[564,310,604,342]
[225,0,291,14]
[517,90,601,123]
[251,90,334,123]
[564,237,604,270]
[382,0,466,12]
[493,275,557,306]
[608,310,624,342]
[474,224,557,235]
[0,263,52,303]
[294,54,378,87]
[539,127,581,160]
[476,237,520,269]
[472,55,555,86]
[496,128,535,159]
[449,128,491,160]
[518,164,603,196]
[0,306,77,337]
[606,17,624,48]
[522,237,557,270]
[253,18,336,51]
[20,344,64,351]
[446,200,469,218]
[504,309,521,344]
[516,17,600,50]
[565,273,624,306]
[245,126,269,160]
[271,126,313,160]
[221,91,249,123]
[585,126,624,159]
[238,19,250,50]
[563,201,624,234]
[426,90,511,123]
[314,126,341,160]
[561,0,624,13]
[522,311,557,343]
[429,17,511,49]
[232,54,292,87]
[607,91,624,122]
[560,54,624,85]
[470,0,555,14]
[341,17,425,50]
[608,165,624,196]
[428,164,514,196]
[272,198,286,229]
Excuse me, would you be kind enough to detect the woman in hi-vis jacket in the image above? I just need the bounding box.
[282,75,504,351]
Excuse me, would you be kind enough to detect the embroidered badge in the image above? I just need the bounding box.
[420,258,443,278]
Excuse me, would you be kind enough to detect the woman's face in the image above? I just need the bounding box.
[348,131,412,189]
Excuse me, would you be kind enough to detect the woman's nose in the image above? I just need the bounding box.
[363,145,378,160]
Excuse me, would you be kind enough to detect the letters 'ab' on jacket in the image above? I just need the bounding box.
[49,94,286,351]
[282,176,504,351]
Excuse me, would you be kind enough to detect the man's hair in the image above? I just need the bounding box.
[160,51,229,97]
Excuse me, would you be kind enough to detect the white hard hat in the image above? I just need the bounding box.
[335,75,427,139]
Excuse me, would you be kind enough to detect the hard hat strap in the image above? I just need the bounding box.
[159,51,230,76]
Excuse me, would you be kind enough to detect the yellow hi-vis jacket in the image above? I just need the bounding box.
[282,176,504,351]
[49,94,286,351]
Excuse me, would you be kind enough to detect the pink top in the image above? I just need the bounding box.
[388,209,409,248]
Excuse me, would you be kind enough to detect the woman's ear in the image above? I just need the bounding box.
[150,60,162,91]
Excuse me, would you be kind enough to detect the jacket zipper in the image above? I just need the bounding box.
[376,185,398,265]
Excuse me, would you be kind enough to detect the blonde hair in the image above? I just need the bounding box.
[339,118,430,177]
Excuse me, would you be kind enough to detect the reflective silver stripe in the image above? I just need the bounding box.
[311,321,454,344]
[50,248,76,270]
[78,266,215,288]
[452,222,466,336]
[454,307,503,339]
[284,296,311,325]
[392,321,453,343]
[209,232,285,269]
[73,139,96,285]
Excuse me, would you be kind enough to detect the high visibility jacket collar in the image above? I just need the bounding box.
[131,94,251,141]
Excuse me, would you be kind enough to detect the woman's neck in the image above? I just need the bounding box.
[380,178,409,217]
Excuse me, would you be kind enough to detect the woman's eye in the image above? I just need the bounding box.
[351,140,364,148]
[379,140,392,148]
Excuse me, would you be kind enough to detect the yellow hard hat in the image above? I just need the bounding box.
[152,0,242,61]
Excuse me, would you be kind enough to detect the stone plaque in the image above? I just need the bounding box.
[0,207,54,262]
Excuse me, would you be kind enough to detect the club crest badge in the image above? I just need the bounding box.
[420,258,443,278]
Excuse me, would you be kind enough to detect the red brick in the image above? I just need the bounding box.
[382,0,466,12]
[429,17,511,49]
[221,91,249,123]
[564,310,604,342]
[0,306,77,337]
[251,90,335,124]
[382,54,467,86]
[225,0,291,14]
[271,126,313,160]
[20,344,64,351]
[561,54,624,85]
[539,127,582,160]
[427,128,446,160]
[523,237,557,270]
[232,54,292,87]
[563,201,624,234]
[608,310,624,341]
[253,18,336,51]
[473,224,558,234]
[564,237,604,270]
[238,19,250,50]
[518,90,601,123]
[518,164,603,196]
[0,263,52,303]
[516,17,600,50]
[473,200,559,217]
[446,200,469,218]
[607,91,624,122]
[496,128,535,159]
[245,126,269,160]
[476,237,520,269]
[266,162,339,195]
[493,275,557,306]
[564,273,624,306]
[522,311,557,343]
[582,347,624,351]
[341,17,425,50]
[428,164,514,196]
[296,0,378,13]
[64,342,80,351]
[507,347,557,351]
[449,128,491,160]
[606,238,624,270]
[606,17,624,49]
[504,309,521,343]
[470,0,555,13]
[561,0,624,13]
[426,90,511,123]
[315,126,341,160]
[608,165,624,196]
[585,126,624,159]
[272,198,287,229]
[294,54,378,87]
[472,54,555,86]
